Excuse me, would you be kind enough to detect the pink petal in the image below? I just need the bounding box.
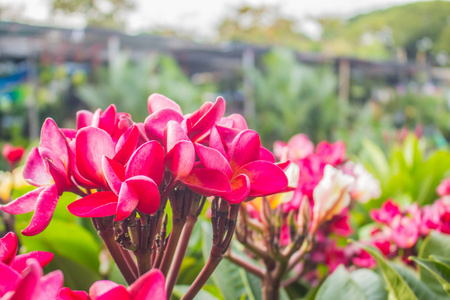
[195,143,232,178]
[209,126,227,157]
[58,287,89,300]
[22,184,59,236]
[259,147,275,163]
[67,192,118,218]
[0,232,18,265]
[165,140,195,180]
[287,134,314,160]
[35,270,64,299]
[164,121,190,153]
[68,140,98,189]
[102,157,125,195]
[144,108,184,142]
[9,259,42,300]
[116,176,160,221]
[228,130,261,170]
[188,97,226,142]
[98,105,117,136]
[76,127,115,190]
[23,148,52,187]
[128,268,166,300]
[39,147,67,195]
[113,125,140,165]
[215,125,241,151]
[89,280,130,300]
[0,262,21,297]
[11,251,54,273]
[237,161,288,197]
[223,174,251,204]
[182,169,232,196]
[1,187,45,215]
[61,129,77,140]
[76,110,93,130]
[39,118,69,167]
[147,93,182,115]
[226,113,248,130]
[125,141,165,185]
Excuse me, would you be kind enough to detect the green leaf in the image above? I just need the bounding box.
[418,231,450,297]
[361,139,389,185]
[18,219,101,271]
[409,257,450,295]
[172,285,220,300]
[316,265,386,300]
[201,221,247,300]
[356,243,418,300]
[391,263,439,300]
[240,267,262,300]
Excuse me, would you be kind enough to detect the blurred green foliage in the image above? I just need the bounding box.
[77,53,217,122]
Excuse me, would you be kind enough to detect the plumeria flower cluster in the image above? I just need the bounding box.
[353,186,450,268]
[0,94,288,300]
[0,232,166,300]
[228,134,381,298]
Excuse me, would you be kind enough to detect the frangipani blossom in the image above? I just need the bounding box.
[2,144,25,169]
[311,165,354,233]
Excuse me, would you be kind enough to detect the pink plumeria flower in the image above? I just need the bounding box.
[370,199,401,225]
[390,215,420,249]
[58,269,166,300]
[1,119,78,235]
[310,165,355,233]
[437,177,450,197]
[273,134,314,162]
[2,144,25,169]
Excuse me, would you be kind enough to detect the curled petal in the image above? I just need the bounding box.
[0,232,18,265]
[58,287,89,300]
[11,251,54,273]
[76,127,115,189]
[237,161,288,197]
[76,110,93,130]
[144,108,183,142]
[259,147,275,163]
[68,192,118,218]
[223,174,251,204]
[215,126,241,152]
[125,141,164,185]
[98,105,117,136]
[102,157,125,195]
[9,259,42,300]
[195,143,232,178]
[22,184,59,236]
[226,113,248,130]
[36,270,64,299]
[164,121,190,153]
[39,118,69,167]
[188,97,226,142]
[165,141,195,180]
[1,187,45,215]
[148,93,182,115]
[89,280,130,300]
[228,130,261,170]
[23,148,52,187]
[39,147,67,195]
[128,268,167,300]
[182,169,231,196]
[114,125,140,165]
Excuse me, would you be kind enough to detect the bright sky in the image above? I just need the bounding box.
[0,0,425,39]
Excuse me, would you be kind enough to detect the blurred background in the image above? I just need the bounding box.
[0,0,449,161]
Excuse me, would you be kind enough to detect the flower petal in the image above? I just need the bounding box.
[102,156,125,195]
[11,251,54,273]
[9,259,42,300]
[165,140,195,180]
[259,147,275,163]
[39,147,67,195]
[115,181,139,222]
[76,110,93,130]
[39,118,69,167]
[0,232,18,265]
[164,121,190,153]
[125,141,165,185]
[144,108,183,142]
[182,169,231,196]
[22,184,59,236]
[128,268,166,300]
[113,125,140,165]
[0,261,21,296]
[195,143,232,178]
[237,161,288,197]
[68,192,118,218]
[36,270,64,299]
[228,130,261,170]
[98,105,117,136]
[58,287,89,300]
[147,93,182,115]
[1,187,45,215]
[76,127,115,189]
[223,174,251,204]
[89,280,130,300]
[188,97,226,142]
[23,148,52,187]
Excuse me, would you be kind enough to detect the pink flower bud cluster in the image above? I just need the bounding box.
[1,94,288,236]
[353,184,450,268]
[0,232,166,300]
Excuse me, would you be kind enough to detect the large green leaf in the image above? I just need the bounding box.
[391,263,440,300]
[356,243,418,300]
[201,221,247,300]
[417,231,450,297]
[316,265,386,300]
[410,257,450,295]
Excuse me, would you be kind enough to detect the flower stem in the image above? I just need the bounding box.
[135,250,151,276]
[159,220,185,276]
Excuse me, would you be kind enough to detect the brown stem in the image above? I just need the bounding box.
[262,274,281,300]
[226,251,264,278]
[118,246,138,279]
[159,220,185,276]
[135,250,151,276]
